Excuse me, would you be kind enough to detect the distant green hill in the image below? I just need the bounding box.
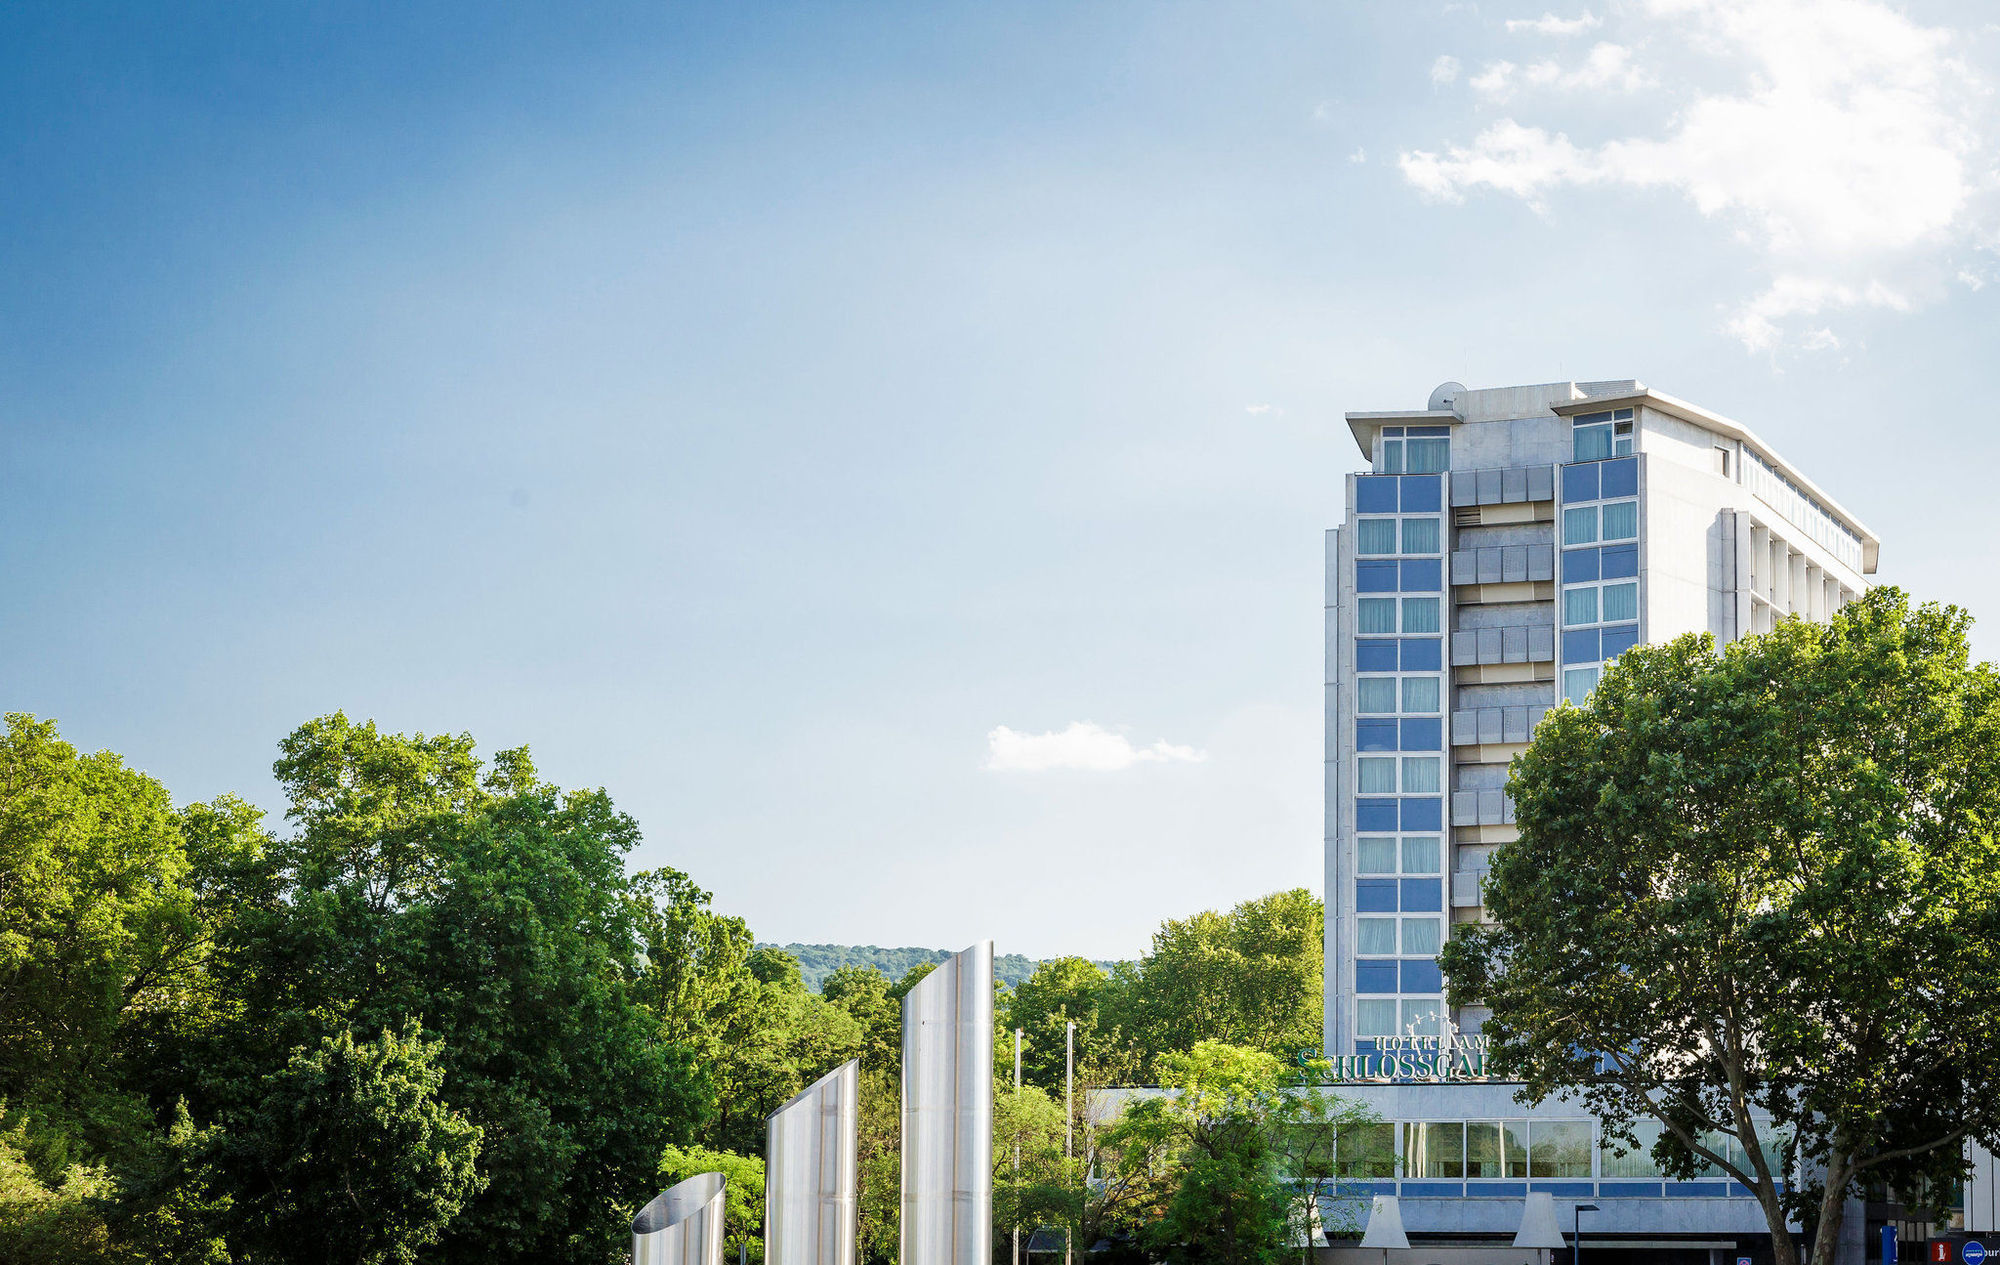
[757,944,1121,992]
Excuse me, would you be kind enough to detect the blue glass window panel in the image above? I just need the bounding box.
[1400,877,1443,911]
[1563,628,1601,664]
[1399,558,1441,592]
[1357,800,1399,833]
[1601,625,1640,658]
[1356,961,1399,993]
[1400,1181,1464,1198]
[1356,878,1398,912]
[1400,958,1443,992]
[1562,462,1599,503]
[1601,543,1639,578]
[1400,638,1442,671]
[1399,474,1442,512]
[1565,547,1600,582]
[1356,476,1399,514]
[1664,1182,1729,1198]
[1400,798,1442,831]
[1602,457,1639,498]
[1467,1183,1528,1197]
[1532,1182,1596,1199]
[1357,719,1398,751]
[1400,718,1442,751]
[1407,425,1451,437]
[1357,641,1398,672]
[1357,560,1398,592]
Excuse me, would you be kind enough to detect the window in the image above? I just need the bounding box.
[1713,445,1732,477]
[1357,519,1397,554]
[1565,500,1637,546]
[1401,835,1440,873]
[1357,678,1398,712]
[1563,506,1597,545]
[1565,579,1639,629]
[1338,1122,1399,1178]
[1467,1123,1504,1178]
[1405,437,1449,473]
[1503,1121,1532,1178]
[1402,677,1440,713]
[1601,501,1638,540]
[1357,918,1397,955]
[1401,597,1440,633]
[1401,756,1440,793]
[1400,917,1442,954]
[1563,666,1600,704]
[1532,1122,1594,1178]
[1401,518,1440,554]
[1357,838,1397,873]
[1358,758,1397,794]
[1405,1123,1466,1178]
[1572,408,1635,461]
[1359,598,1397,634]
[1601,1120,1666,1178]
[1356,998,1398,1037]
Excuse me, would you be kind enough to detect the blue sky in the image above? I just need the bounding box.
[4,0,1994,959]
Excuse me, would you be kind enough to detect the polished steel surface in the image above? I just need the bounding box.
[766,1059,859,1265]
[899,940,994,1265]
[632,1171,727,1265]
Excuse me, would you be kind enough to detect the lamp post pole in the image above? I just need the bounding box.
[1014,1028,1022,1265]
[1572,1202,1599,1265]
[1064,1021,1076,1265]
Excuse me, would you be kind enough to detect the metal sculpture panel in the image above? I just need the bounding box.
[632,1172,727,1265]
[766,1059,860,1265]
[900,940,994,1265]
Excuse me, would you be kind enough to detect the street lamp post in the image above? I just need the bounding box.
[1572,1202,1599,1265]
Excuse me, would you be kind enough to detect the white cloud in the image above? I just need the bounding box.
[1244,402,1278,414]
[1348,146,1368,163]
[1401,0,1990,350]
[1505,11,1603,35]
[1472,43,1653,100]
[1431,54,1462,85]
[985,723,1207,773]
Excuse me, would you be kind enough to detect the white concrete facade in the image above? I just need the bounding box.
[1321,381,1883,1260]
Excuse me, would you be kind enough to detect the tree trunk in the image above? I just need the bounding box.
[1811,1180,1851,1265]
[1758,1187,1802,1265]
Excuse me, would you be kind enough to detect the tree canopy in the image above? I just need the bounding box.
[1440,588,2000,1265]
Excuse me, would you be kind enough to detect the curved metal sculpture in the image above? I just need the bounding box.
[766,1059,860,1265]
[900,941,994,1265]
[632,1171,727,1265]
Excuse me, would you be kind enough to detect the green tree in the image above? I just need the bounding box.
[820,967,898,1073]
[854,1069,901,1265]
[1115,891,1322,1073]
[230,1024,482,1265]
[1006,958,1119,1094]
[0,715,258,1178]
[0,1120,117,1265]
[1440,589,2000,1265]
[657,1147,765,1265]
[187,714,709,1265]
[1102,1043,1297,1265]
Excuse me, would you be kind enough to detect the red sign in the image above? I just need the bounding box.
[1934,1243,1956,1263]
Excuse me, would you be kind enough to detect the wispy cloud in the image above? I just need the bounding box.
[1471,42,1651,100]
[1405,0,1991,352]
[1504,11,1602,36]
[1244,402,1281,414]
[1430,54,1462,85]
[985,723,1207,773]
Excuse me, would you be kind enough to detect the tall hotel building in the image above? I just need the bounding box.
[1315,381,1993,1258]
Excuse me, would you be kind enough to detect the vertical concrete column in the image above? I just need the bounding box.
[767,1060,859,1265]
[900,941,993,1265]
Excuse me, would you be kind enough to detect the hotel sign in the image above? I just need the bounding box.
[1302,1034,1498,1083]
